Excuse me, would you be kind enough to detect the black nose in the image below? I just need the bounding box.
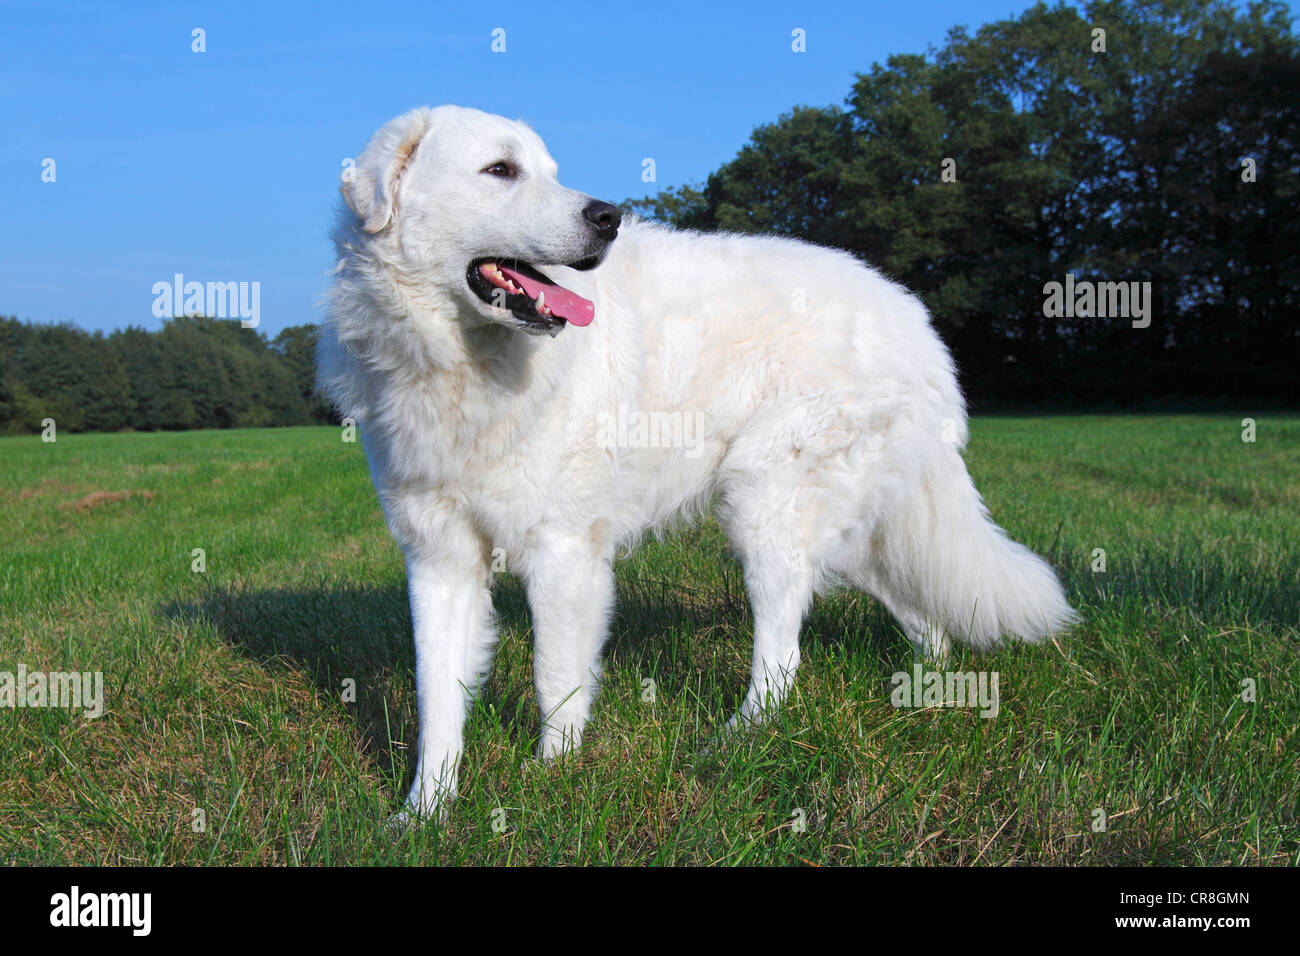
[583,200,621,238]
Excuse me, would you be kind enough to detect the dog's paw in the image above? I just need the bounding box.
[386,793,450,836]
[518,756,550,776]
[908,622,952,667]
[535,728,582,762]
[385,808,419,836]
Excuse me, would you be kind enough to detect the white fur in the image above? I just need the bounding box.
[318,106,1078,819]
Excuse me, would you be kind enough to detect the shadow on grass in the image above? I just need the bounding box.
[158,578,420,779]
[157,567,905,788]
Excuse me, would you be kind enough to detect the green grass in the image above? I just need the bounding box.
[1,416,1297,865]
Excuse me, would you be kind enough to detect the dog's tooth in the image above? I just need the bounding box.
[535,290,546,311]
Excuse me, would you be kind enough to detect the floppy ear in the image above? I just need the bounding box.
[343,108,433,234]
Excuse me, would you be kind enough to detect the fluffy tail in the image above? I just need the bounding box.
[878,452,1078,651]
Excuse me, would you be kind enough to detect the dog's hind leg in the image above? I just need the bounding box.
[717,493,816,731]
[519,528,616,760]
[855,562,952,665]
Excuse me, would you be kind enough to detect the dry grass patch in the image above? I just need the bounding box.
[59,489,156,512]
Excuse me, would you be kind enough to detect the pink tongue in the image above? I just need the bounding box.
[499,265,595,327]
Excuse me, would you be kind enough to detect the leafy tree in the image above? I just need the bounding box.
[624,0,1299,406]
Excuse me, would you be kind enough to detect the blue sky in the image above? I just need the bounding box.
[3,0,1056,337]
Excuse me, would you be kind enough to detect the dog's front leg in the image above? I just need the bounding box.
[519,531,615,759]
[401,547,496,821]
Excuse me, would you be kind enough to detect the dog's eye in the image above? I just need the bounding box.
[483,161,515,178]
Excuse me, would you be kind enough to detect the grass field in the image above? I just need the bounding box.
[1,416,1297,865]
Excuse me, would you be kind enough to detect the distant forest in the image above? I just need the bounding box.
[2,0,1297,435]
[625,0,1299,407]
[0,316,335,434]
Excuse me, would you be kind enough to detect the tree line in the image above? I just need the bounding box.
[624,0,1299,407]
[2,0,1294,435]
[0,315,335,434]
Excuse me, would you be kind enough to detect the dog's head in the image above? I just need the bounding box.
[341,105,620,336]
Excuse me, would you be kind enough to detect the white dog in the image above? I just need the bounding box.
[318,105,1077,820]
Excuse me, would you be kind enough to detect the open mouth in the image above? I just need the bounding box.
[466,258,597,335]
